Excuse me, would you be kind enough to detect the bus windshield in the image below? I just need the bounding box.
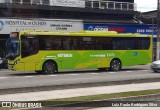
[6,37,20,60]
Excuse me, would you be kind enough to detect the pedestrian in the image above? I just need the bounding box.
[0,57,2,69]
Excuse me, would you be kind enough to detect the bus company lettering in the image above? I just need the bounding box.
[106,53,115,57]
[45,56,57,59]
[90,54,106,58]
[58,53,73,58]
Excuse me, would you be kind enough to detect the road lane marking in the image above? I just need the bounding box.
[0,77,9,79]
[24,76,34,78]
[141,70,149,71]
[0,71,16,73]
[47,75,58,77]
[126,71,133,73]
[69,74,79,76]
[90,73,99,75]
[108,72,117,73]
[0,69,151,79]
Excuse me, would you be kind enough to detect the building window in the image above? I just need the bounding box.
[12,0,21,3]
[22,0,31,4]
[32,0,41,5]
[42,0,49,5]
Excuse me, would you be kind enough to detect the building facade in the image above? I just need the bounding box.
[0,0,138,57]
[141,10,157,60]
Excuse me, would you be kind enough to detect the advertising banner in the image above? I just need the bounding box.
[0,19,83,34]
[84,24,157,35]
[50,0,85,8]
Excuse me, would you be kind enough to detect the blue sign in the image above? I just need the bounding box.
[134,52,138,56]
[0,21,4,31]
[84,24,157,35]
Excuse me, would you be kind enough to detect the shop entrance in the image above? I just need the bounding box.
[0,34,9,68]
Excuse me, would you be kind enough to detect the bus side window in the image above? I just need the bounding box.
[45,38,53,50]
[21,37,39,58]
[32,39,39,53]
[70,38,79,50]
[126,38,134,50]
[60,38,70,50]
[134,39,142,49]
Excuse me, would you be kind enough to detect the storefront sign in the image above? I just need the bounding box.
[84,24,157,35]
[0,19,83,34]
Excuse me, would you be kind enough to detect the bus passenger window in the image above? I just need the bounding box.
[62,38,70,50]
[45,38,53,50]
[21,36,39,58]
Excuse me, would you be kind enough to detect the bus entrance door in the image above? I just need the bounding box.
[23,55,39,71]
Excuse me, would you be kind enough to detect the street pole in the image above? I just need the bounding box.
[152,17,154,61]
[156,0,160,60]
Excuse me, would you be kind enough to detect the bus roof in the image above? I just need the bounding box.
[21,30,151,37]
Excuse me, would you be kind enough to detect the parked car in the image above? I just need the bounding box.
[151,60,160,72]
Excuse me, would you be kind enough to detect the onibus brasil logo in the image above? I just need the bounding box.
[0,21,4,31]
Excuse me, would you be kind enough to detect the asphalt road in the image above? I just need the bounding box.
[0,64,159,91]
[0,64,160,110]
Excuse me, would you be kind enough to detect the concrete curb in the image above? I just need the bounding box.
[38,94,160,110]
[0,77,160,95]
[110,93,160,101]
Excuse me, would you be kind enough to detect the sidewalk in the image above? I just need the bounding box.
[0,82,160,101]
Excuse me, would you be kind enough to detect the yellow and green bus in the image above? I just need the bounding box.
[6,30,152,74]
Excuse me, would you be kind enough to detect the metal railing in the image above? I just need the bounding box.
[86,1,136,11]
[0,0,137,11]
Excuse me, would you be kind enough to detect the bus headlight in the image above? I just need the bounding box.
[14,60,20,65]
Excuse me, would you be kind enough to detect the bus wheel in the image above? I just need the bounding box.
[42,61,56,74]
[153,70,159,73]
[110,59,121,71]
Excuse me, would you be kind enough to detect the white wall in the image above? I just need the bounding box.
[50,0,85,8]
[0,0,5,3]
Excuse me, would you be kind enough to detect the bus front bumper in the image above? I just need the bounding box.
[8,63,15,70]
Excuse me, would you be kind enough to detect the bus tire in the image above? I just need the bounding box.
[110,59,121,71]
[42,61,56,74]
[153,70,159,73]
